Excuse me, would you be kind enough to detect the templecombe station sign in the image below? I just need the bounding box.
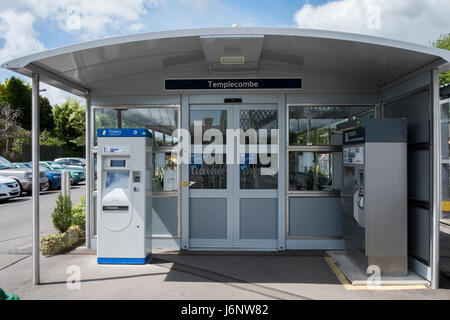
[165,78,303,91]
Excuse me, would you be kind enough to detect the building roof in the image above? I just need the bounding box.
[2,27,450,97]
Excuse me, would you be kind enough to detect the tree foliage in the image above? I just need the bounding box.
[0,77,54,131]
[432,33,450,86]
[53,98,86,147]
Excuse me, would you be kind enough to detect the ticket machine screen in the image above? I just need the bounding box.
[105,172,130,192]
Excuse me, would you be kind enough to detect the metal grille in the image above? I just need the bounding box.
[240,110,277,130]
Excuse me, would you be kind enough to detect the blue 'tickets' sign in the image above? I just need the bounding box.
[97,128,152,138]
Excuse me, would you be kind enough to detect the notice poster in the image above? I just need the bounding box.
[163,170,177,191]
[155,153,166,170]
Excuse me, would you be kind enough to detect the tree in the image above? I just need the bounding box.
[52,194,73,233]
[0,77,54,131]
[53,98,86,147]
[40,96,55,132]
[432,33,450,86]
[0,102,22,154]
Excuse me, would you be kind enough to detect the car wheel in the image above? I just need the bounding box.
[16,182,27,197]
[41,182,49,192]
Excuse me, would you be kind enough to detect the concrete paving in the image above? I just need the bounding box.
[1,251,450,300]
[441,224,450,277]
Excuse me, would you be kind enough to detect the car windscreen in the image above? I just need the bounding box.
[50,163,64,169]
[0,157,12,168]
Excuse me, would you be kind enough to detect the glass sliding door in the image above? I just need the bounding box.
[188,104,279,249]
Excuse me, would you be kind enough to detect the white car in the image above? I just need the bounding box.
[0,176,21,201]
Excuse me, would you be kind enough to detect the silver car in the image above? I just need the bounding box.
[0,176,21,201]
[54,158,86,168]
[0,157,49,195]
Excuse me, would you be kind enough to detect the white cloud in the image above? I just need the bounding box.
[293,0,450,45]
[1,0,158,40]
[40,84,81,107]
[0,0,158,105]
[0,10,45,63]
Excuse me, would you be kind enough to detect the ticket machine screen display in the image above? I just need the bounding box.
[110,160,126,168]
[105,172,130,192]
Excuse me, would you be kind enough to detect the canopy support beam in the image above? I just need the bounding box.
[31,73,40,285]
[85,93,92,248]
[431,68,441,289]
[27,63,89,96]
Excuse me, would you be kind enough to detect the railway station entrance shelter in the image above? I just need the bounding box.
[2,28,450,288]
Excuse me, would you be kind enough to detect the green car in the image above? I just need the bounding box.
[40,161,86,185]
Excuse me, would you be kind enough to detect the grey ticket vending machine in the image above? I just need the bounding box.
[97,128,152,264]
[337,119,408,276]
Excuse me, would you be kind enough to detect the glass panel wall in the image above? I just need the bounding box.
[153,152,178,192]
[288,105,374,194]
[289,106,349,146]
[441,97,450,223]
[289,152,332,191]
[94,109,117,145]
[287,104,375,240]
[122,107,178,146]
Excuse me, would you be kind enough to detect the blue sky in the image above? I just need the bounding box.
[0,0,449,105]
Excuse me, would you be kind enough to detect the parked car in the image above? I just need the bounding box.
[14,163,62,190]
[54,158,86,168]
[0,176,21,201]
[40,161,85,185]
[0,157,49,194]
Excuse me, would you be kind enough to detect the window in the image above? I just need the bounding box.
[122,107,178,147]
[239,109,278,190]
[189,110,227,189]
[288,105,374,193]
[289,106,349,146]
[153,153,178,192]
[289,152,332,191]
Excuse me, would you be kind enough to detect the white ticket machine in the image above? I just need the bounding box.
[97,128,152,264]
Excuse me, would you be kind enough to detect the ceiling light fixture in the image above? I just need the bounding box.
[220,56,246,65]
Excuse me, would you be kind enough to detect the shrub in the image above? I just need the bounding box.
[40,226,84,256]
[52,194,73,233]
[64,225,83,246]
[40,233,66,256]
[71,196,86,231]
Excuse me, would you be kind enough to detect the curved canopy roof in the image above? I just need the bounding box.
[2,27,450,97]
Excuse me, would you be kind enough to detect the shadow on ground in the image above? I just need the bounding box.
[150,253,341,285]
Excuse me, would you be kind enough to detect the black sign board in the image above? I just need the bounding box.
[343,127,366,145]
[165,78,302,91]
